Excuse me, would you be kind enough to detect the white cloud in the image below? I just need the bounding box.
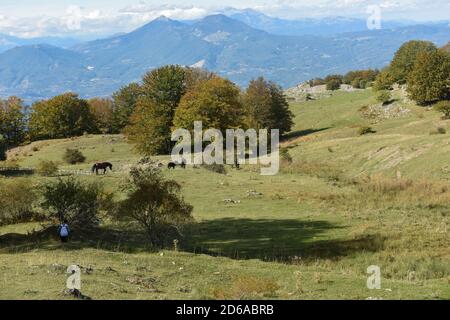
[0,1,447,38]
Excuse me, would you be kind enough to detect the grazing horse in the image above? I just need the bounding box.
[92,162,113,175]
[168,159,186,170]
[168,162,177,170]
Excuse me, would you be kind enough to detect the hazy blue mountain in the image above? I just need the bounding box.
[0,34,80,53]
[222,8,408,36]
[0,15,448,102]
[0,44,91,100]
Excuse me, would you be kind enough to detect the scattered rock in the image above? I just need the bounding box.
[246,190,263,197]
[222,198,241,204]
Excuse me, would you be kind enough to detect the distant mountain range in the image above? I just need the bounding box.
[0,34,80,53]
[0,14,448,102]
[221,9,410,36]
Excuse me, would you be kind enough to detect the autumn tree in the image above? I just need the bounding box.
[243,77,293,135]
[373,68,395,91]
[389,40,437,84]
[173,76,243,133]
[28,93,97,140]
[343,69,379,88]
[407,50,450,105]
[0,96,27,147]
[88,97,114,133]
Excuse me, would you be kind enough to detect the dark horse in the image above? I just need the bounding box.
[92,162,113,175]
[168,159,186,170]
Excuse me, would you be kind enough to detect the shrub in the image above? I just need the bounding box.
[373,69,394,91]
[63,148,86,164]
[376,90,391,105]
[0,134,6,161]
[326,79,341,91]
[434,100,450,119]
[36,160,59,176]
[40,177,111,226]
[116,166,193,247]
[202,163,227,174]
[430,127,446,135]
[358,126,375,135]
[0,179,37,226]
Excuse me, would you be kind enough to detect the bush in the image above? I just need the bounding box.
[376,90,391,105]
[40,177,111,226]
[373,69,394,91]
[434,100,450,119]
[202,163,228,174]
[36,160,59,176]
[358,126,375,135]
[116,166,193,247]
[0,179,37,226]
[326,79,341,91]
[63,148,86,164]
[430,127,446,135]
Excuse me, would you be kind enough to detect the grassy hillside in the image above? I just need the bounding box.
[0,88,448,300]
[286,89,450,179]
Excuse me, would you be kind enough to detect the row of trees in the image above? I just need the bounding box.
[373,40,450,104]
[0,66,293,157]
[308,69,379,90]
[124,66,294,155]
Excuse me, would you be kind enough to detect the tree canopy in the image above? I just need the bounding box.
[406,50,450,105]
[29,93,97,140]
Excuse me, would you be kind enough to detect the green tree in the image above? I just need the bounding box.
[373,68,395,91]
[116,166,193,247]
[243,77,273,131]
[111,83,142,132]
[126,97,171,155]
[268,82,294,135]
[389,40,437,84]
[173,76,243,133]
[0,96,27,147]
[407,50,450,105]
[40,177,111,226]
[126,65,188,155]
[28,93,97,140]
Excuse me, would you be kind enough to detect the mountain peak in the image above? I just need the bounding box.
[154,15,171,22]
[193,14,261,35]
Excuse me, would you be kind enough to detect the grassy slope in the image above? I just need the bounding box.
[0,89,449,300]
[287,90,450,179]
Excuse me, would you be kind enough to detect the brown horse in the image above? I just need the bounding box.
[92,162,113,175]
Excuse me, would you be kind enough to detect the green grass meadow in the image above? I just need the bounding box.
[1,89,449,300]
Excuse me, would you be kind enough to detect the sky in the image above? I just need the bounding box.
[0,0,448,38]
